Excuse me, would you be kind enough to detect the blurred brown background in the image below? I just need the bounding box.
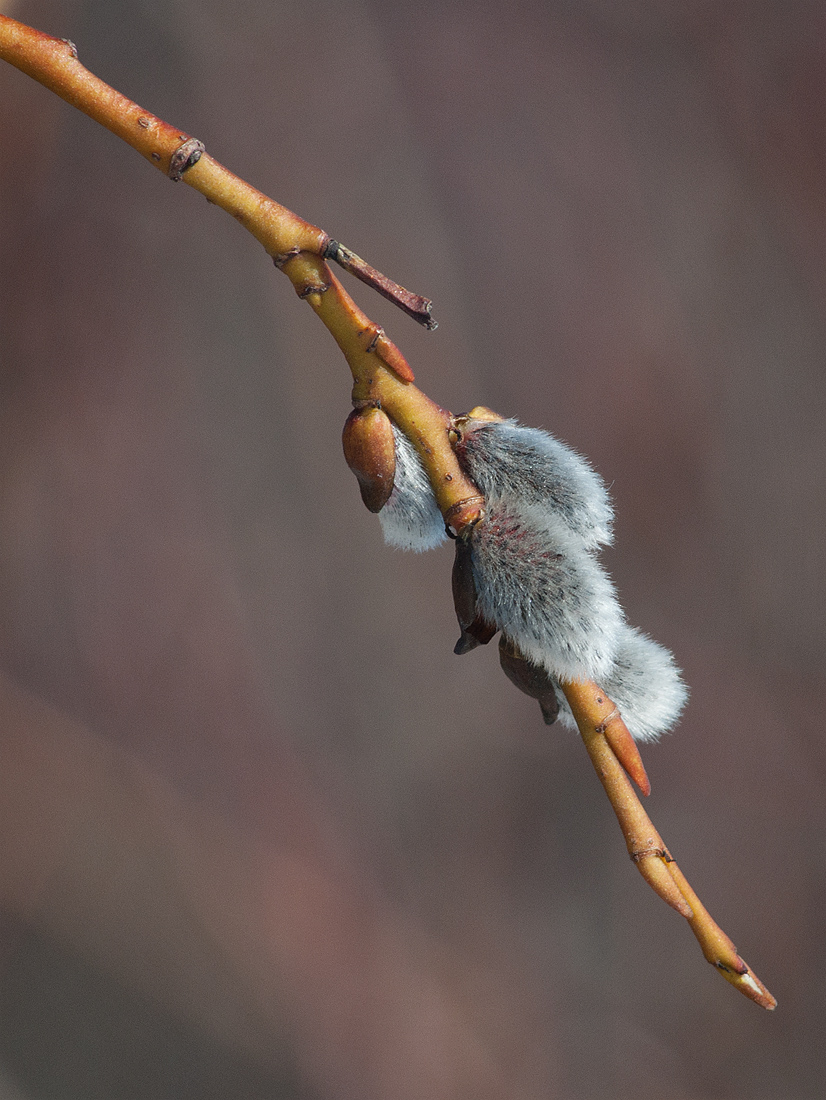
[1,1,824,1097]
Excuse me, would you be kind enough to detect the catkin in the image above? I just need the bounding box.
[374,412,687,740]
[378,424,446,551]
[468,499,624,683]
[453,417,613,549]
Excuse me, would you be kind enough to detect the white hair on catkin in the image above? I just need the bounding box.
[454,418,614,549]
[555,624,688,742]
[379,424,447,551]
[376,413,687,739]
[470,500,624,683]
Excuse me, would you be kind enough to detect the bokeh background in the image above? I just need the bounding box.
[1,1,824,1097]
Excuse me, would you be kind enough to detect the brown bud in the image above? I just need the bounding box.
[452,534,497,653]
[498,636,560,724]
[342,405,397,513]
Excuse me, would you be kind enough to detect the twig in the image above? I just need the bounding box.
[0,15,478,532]
[562,680,777,1009]
[323,241,437,330]
[0,13,776,1009]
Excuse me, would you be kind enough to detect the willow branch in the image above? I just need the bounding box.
[0,16,464,514]
[0,13,776,1010]
[562,680,776,1010]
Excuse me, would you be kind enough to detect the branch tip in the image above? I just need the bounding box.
[560,680,776,1008]
[712,949,777,1009]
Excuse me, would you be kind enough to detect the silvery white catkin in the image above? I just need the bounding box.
[379,424,447,551]
[453,417,614,549]
[468,499,624,683]
[554,624,689,742]
[378,414,687,738]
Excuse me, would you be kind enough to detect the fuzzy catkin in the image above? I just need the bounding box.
[469,499,624,683]
[378,425,446,551]
[377,414,687,739]
[453,418,613,549]
[555,625,688,742]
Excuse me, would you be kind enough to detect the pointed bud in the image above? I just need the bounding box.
[498,636,559,724]
[342,405,396,513]
[452,534,497,653]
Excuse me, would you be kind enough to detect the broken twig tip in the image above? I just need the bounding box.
[327,242,437,328]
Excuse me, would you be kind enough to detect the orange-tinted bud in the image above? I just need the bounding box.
[452,534,497,653]
[498,636,560,725]
[342,405,396,513]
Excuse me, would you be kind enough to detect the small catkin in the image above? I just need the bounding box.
[379,424,447,551]
[555,624,689,741]
[469,499,624,683]
[453,417,614,549]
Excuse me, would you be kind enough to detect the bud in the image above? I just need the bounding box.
[468,499,624,683]
[451,415,613,549]
[498,636,559,724]
[452,533,497,653]
[555,625,688,742]
[464,405,504,423]
[378,424,447,551]
[342,405,396,513]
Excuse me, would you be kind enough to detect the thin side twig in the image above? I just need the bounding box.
[324,241,437,330]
